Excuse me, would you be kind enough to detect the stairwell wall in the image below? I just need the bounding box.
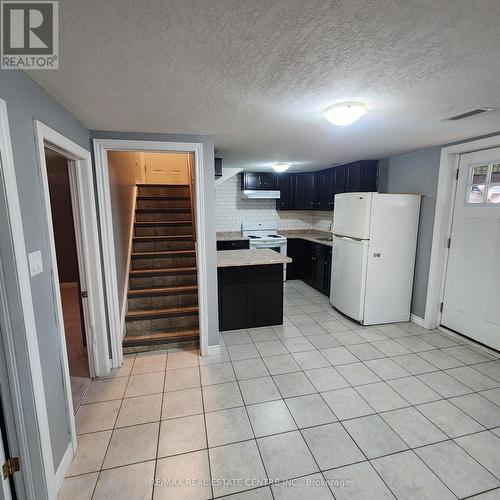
[107,151,141,329]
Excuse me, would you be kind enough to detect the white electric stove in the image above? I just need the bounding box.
[241,223,288,281]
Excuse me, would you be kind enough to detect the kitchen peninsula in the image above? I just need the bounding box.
[217,249,291,331]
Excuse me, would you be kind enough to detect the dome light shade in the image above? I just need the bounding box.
[273,163,290,172]
[323,102,367,126]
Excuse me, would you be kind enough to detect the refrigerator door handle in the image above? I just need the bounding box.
[333,234,367,242]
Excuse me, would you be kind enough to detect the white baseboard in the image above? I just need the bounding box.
[206,345,220,356]
[410,314,425,327]
[54,442,74,493]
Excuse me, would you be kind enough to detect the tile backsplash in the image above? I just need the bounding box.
[216,176,333,232]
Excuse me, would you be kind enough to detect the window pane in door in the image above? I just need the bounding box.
[491,164,500,183]
[471,165,489,184]
[467,184,486,204]
[487,183,500,204]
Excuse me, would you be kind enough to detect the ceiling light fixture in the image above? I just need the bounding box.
[273,163,290,173]
[323,102,368,126]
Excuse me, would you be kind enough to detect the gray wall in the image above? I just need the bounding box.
[378,147,441,319]
[107,151,140,324]
[91,130,219,347]
[0,71,90,471]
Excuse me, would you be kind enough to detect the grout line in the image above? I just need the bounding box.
[69,279,500,500]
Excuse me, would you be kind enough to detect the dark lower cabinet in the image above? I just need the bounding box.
[218,264,283,331]
[285,239,304,280]
[216,240,250,250]
[287,239,332,296]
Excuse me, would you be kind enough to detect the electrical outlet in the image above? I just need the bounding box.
[28,251,43,277]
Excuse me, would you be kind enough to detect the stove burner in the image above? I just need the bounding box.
[267,234,281,238]
[247,235,261,239]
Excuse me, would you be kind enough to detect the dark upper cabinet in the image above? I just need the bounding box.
[241,172,278,191]
[333,164,346,198]
[294,172,315,209]
[259,172,279,189]
[276,161,378,211]
[315,169,334,211]
[215,157,223,178]
[277,174,295,210]
[344,160,378,193]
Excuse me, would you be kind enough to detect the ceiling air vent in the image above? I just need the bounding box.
[446,107,494,121]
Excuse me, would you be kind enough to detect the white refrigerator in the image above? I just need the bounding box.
[330,193,421,325]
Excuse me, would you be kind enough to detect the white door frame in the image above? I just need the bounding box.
[424,134,500,330]
[93,139,210,364]
[0,100,53,498]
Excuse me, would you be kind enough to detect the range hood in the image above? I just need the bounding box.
[242,190,281,199]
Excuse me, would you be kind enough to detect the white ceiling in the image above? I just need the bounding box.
[28,0,500,171]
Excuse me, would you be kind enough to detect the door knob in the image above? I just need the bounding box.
[373,253,381,258]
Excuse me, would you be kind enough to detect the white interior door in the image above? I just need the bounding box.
[441,148,500,350]
[330,236,369,321]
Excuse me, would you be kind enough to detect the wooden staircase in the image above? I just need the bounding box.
[123,184,199,351]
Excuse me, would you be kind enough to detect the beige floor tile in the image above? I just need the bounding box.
[132,352,167,374]
[68,430,112,476]
[93,461,155,500]
[125,372,164,398]
[103,422,159,469]
[165,366,200,391]
[162,387,203,419]
[154,450,211,499]
[75,400,121,434]
[116,394,162,427]
[167,350,200,370]
[83,377,128,404]
[158,413,206,457]
[58,472,98,500]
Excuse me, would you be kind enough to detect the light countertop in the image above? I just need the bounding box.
[217,249,292,268]
[215,231,249,241]
[216,229,333,246]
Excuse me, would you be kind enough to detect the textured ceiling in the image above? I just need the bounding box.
[28,0,500,171]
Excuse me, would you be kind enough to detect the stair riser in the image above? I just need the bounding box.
[137,186,190,197]
[126,314,199,334]
[131,256,196,270]
[128,292,198,310]
[129,274,197,289]
[134,225,192,237]
[133,240,195,252]
[136,212,191,222]
[136,199,191,210]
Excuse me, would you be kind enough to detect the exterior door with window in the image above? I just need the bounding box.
[441,148,500,350]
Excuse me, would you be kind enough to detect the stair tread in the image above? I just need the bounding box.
[123,328,199,346]
[135,220,192,226]
[132,250,195,258]
[126,305,199,319]
[130,266,197,276]
[135,208,190,213]
[133,235,193,241]
[128,285,198,296]
[137,196,190,200]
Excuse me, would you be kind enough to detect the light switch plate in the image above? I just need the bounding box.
[28,251,43,277]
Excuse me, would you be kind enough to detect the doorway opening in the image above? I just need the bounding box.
[45,148,91,409]
[105,150,199,352]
